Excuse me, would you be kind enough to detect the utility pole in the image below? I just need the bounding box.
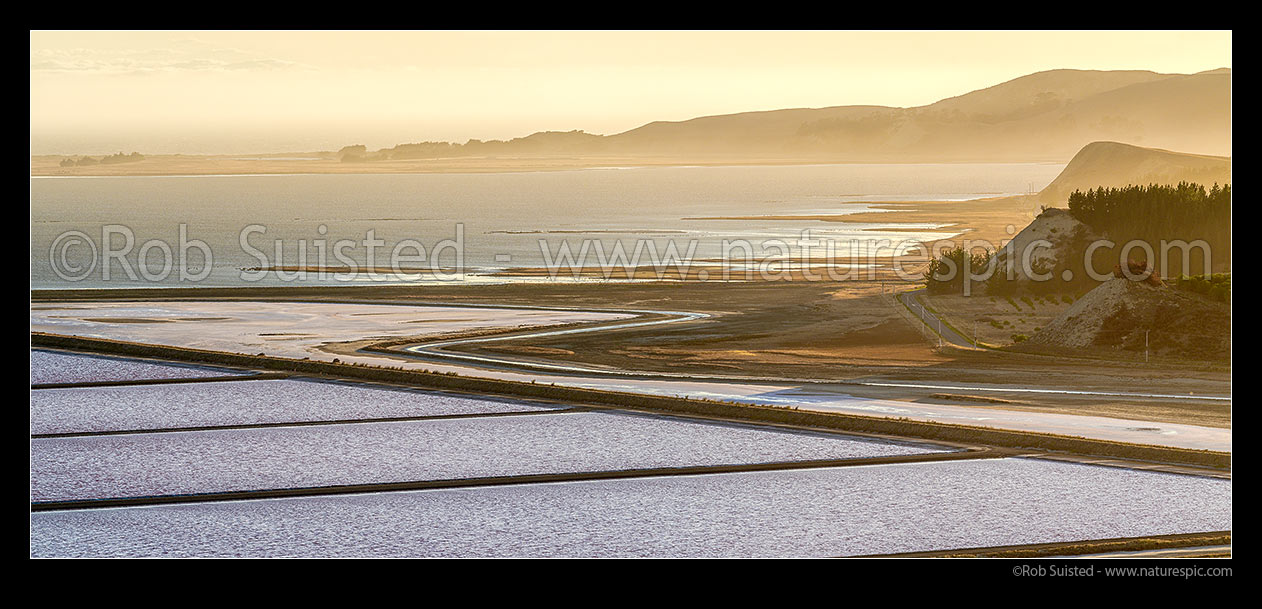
[973,319,978,348]
[937,318,942,347]
[1145,330,1150,363]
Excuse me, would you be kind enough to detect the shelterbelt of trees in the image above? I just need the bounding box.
[927,182,1231,295]
[1067,182,1230,279]
[1068,183,1229,252]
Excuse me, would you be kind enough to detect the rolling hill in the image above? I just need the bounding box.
[608,69,1230,161]
[1038,141,1231,205]
[350,68,1231,164]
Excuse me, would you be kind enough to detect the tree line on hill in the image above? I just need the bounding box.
[1176,273,1230,303]
[927,182,1231,296]
[59,152,144,167]
[1068,183,1229,251]
[337,131,605,162]
[1067,182,1230,278]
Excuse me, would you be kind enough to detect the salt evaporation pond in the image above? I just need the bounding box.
[30,349,245,385]
[31,379,560,435]
[30,459,1232,557]
[31,412,943,502]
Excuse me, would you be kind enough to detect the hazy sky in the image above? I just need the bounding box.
[30,30,1232,154]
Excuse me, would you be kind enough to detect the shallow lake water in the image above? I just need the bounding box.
[31,411,943,502]
[29,301,631,363]
[30,458,1231,558]
[30,164,1064,288]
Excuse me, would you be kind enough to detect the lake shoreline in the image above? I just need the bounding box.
[30,154,1071,178]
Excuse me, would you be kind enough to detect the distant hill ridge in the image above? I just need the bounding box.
[353,68,1230,163]
[1038,141,1231,204]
